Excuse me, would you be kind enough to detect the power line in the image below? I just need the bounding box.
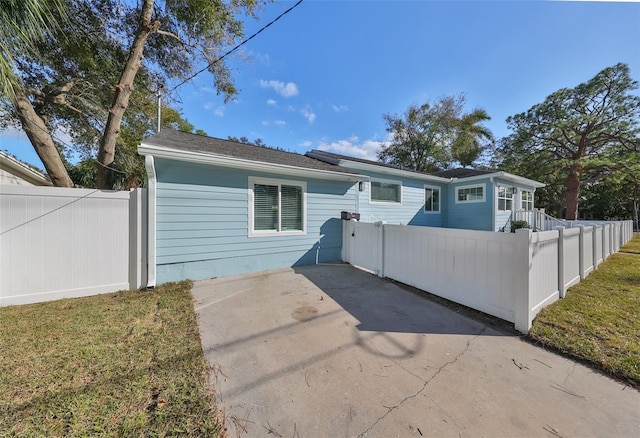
[168,0,304,93]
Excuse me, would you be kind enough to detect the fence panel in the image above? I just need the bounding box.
[383,224,517,323]
[581,226,594,279]
[528,230,560,317]
[346,221,383,275]
[594,225,603,267]
[1,186,146,306]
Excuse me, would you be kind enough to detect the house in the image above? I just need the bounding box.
[307,150,545,232]
[138,130,545,285]
[0,151,51,186]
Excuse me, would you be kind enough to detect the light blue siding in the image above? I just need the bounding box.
[446,178,494,231]
[154,158,356,282]
[350,170,443,227]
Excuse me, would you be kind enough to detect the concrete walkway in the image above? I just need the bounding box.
[192,264,639,438]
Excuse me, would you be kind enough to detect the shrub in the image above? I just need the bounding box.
[511,220,530,233]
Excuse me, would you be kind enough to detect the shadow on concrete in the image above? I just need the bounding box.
[292,264,513,337]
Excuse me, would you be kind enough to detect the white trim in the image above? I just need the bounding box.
[454,171,545,188]
[424,184,441,214]
[144,155,156,288]
[138,143,363,182]
[369,177,402,205]
[0,151,51,186]
[336,159,451,183]
[248,176,307,237]
[455,183,486,204]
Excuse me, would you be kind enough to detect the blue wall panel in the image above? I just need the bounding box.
[154,158,356,283]
[446,178,494,231]
[348,169,443,227]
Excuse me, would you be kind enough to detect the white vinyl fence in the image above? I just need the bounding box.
[1,185,147,306]
[342,219,634,333]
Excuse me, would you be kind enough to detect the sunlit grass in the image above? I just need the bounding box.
[0,282,224,437]
[529,234,640,387]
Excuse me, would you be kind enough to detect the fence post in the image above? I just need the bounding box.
[514,228,533,333]
[592,226,598,271]
[578,225,586,280]
[555,226,566,299]
[374,221,384,278]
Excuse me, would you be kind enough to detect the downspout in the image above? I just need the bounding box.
[145,155,157,289]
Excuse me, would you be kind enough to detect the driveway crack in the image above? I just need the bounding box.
[357,328,486,438]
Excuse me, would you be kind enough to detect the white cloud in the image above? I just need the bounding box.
[299,140,312,148]
[274,120,286,126]
[214,106,224,117]
[262,120,270,126]
[259,79,299,98]
[318,137,383,161]
[332,104,349,112]
[267,99,277,106]
[203,102,213,110]
[301,107,316,124]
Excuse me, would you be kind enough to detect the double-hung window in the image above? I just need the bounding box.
[249,177,306,236]
[497,186,514,211]
[424,185,440,213]
[521,191,533,211]
[370,179,401,204]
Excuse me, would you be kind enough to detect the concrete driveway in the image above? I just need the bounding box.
[192,264,639,438]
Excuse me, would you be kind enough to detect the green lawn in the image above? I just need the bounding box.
[0,282,224,437]
[529,233,640,388]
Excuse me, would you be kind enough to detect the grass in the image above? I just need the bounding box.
[0,282,224,437]
[529,233,640,388]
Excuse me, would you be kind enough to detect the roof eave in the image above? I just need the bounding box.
[138,143,365,182]
[453,171,545,188]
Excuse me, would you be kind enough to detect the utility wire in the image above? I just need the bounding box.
[169,0,304,93]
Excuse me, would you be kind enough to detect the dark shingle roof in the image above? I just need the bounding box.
[431,168,495,178]
[142,130,358,174]
[308,149,495,180]
[306,149,409,172]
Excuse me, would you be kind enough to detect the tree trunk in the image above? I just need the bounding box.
[97,0,158,189]
[12,87,73,187]
[564,167,580,220]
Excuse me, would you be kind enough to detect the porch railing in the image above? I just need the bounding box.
[504,209,568,232]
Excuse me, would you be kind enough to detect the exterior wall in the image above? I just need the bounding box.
[0,168,35,186]
[154,158,356,283]
[446,178,493,231]
[349,169,444,227]
[493,178,539,231]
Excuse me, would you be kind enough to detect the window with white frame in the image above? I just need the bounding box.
[497,186,514,211]
[249,177,306,236]
[456,184,485,203]
[370,179,401,204]
[424,185,440,213]
[521,190,533,211]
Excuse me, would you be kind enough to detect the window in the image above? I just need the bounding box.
[497,186,514,211]
[521,190,533,211]
[424,186,440,213]
[456,184,485,203]
[249,177,306,236]
[371,179,401,204]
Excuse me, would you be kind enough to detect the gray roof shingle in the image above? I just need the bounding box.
[141,130,358,175]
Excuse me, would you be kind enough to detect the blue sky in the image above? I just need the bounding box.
[2,0,639,170]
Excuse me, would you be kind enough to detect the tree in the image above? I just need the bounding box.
[378,95,492,172]
[0,0,66,100]
[451,108,493,167]
[2,0,263,189]
[500,63,640,220]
